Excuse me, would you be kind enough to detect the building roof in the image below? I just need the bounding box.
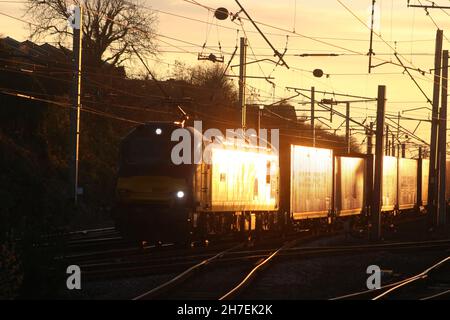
[0,36,69,62]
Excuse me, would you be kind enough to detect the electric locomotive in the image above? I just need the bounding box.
[113,122,280,243]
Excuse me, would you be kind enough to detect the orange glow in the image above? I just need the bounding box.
[382,156,398,211]
[290,146,333,219]
[336,156,365,216]
[208,145,279,212]
[422,159,429,205]
[398,159,418,210]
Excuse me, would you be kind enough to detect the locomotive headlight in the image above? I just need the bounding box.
[176,191,185,199]
[155,128,162,135]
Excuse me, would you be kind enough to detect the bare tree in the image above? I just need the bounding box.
[179,63,238,105]
[25,0,158,68]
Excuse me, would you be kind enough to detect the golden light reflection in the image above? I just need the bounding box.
[382,156,398,211]
[336,156,365,216]
[398,159,418,210]
[422,159,429,205]
[290,145,333,219]
[209,145,279,212]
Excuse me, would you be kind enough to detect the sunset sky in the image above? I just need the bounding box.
[2,0,450,154]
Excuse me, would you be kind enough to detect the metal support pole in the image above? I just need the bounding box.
[392,133,396,157]
[367,122,374,155]
[418,146,423,208]
[311,87,315,147]
[368,0,376,73]
[372,85,386,241]
[428,29,443,227]
[346,102,350,154]
[257,107,261,135]
[385,125,389,155]
[438,50,448,226]
[257,105,263,146]
[69,6,82,205]
[366,122,374,228]
[397,112,401,157]
[401,144,406,158]
[239,37,247,130]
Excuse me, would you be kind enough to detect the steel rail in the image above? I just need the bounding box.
[372,256,450,300]
[219,239,299,300]
[331,255,450,300]
[420,289,450,300]
[132,243,245,300]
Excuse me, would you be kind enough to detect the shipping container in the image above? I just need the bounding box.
[382,156,398,211]
[290,146,333,219]
[197,144,279,212]
[335,156,365,216]
[421,159,429,206]
[398,158,418,210]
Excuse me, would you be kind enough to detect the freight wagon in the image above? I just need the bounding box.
[114,122,434,243]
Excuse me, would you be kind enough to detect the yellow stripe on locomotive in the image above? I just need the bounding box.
[116,176,187,204]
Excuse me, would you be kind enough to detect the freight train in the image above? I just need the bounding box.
[113,122,441,244]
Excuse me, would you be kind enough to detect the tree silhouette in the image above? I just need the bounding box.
[25,0,157,68]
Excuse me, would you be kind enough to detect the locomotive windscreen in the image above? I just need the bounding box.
[125,137,168,165]
[118,123,192,178]
[290,146,333,219]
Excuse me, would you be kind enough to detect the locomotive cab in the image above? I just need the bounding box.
[114,122,195,243]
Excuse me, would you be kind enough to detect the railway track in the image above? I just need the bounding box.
[64,235,134,252]
[61,212,427,265]
[331,255,450,300]
[219,238,299,300]
[62,227,117,238]
[18,226,125,251]
[46,214,450,293]
[61,229,318,279]
[70,241,244,280]
[132,243,246,300]
[68,237,450,280]
[132,236,303,300]
[48,222,450,300]
[22,227,118,242]
[41,210,428,262]
[124,237,450,300]
[60,233,243,264]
